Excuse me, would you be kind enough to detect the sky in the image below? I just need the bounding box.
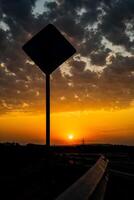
[0,0,134,145]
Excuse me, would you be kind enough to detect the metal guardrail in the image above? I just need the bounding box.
[55,155,109,200]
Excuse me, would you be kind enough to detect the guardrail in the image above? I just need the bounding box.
[55,155,109,200]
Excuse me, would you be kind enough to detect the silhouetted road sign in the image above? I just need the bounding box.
[22,24,76,146]
[22,24,76,74]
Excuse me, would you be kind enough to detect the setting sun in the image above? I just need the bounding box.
[68,134,74,140]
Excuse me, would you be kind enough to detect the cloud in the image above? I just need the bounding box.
[0,0,134,113]
[90,49,110,66]
[100,0,134,51]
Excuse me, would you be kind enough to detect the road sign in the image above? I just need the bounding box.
[23,24,76,74]
[22,24,76,146]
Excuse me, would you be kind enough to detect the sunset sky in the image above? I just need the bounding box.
[0,0,134,145]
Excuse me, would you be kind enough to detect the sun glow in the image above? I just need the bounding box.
[1,108,134,145]
[68,133,74,140]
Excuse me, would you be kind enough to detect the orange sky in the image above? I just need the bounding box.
[1,0,134,146]
[1,107,134,145]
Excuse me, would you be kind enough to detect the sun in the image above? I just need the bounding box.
[68,133,74,140]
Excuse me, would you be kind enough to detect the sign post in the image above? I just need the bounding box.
[46,73,50,146]
[22,24,76,146]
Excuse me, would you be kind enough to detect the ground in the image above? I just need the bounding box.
[0,143,134,199]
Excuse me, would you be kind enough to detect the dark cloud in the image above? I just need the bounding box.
[90,49,110,66]
[0,0,134,113]
[80,31,103,56]
[69,60,86,72]
[100,0,134,51]
[105,55,134,74]
[1,0,36,31]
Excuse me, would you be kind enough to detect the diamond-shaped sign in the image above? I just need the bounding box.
[23,24,76,74]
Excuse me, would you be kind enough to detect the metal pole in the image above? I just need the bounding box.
[46,73,50,146]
